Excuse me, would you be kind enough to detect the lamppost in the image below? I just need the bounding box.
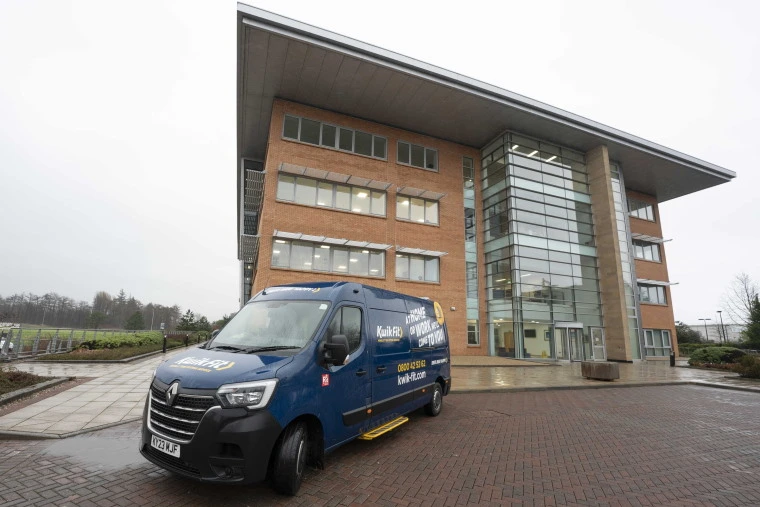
[717,311,727,344]
[698,318,711,342]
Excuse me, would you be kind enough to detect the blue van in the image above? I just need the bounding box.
[140,282,451,494]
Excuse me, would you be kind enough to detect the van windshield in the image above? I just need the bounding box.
[211,300,330,350]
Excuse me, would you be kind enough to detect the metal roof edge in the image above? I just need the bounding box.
[236,3,735,181]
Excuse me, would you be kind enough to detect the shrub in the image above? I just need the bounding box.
[733,355,760,379]
[688,346,746,366]
[678,342,734,356]
[77,331,163,350]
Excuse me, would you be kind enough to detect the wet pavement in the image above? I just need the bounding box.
[451,360,760,393]
[2,385,760,506]
[2,350,759,438]
[0,349,187,437]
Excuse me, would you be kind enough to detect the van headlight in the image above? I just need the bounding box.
[216,379,278,410]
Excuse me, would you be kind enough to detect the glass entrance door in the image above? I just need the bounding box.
[568,328,583,361]
[553,325,586,361]
[554,328,568,360]
[591,327,606,360]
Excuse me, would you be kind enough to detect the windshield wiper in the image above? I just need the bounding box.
[244,346,301,353]
[207,345,246,352]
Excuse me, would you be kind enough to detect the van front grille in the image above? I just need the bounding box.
[149,381,217,442]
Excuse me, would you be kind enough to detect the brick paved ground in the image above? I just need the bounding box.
[2,385,760,506]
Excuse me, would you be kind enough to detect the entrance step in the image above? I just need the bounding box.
[358,416,409,440]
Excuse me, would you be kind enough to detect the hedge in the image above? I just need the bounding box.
[688,346,745,366]
[77,331,164,350]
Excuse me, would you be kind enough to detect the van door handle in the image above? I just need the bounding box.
[376,366,386,373]
[356,369,367,377]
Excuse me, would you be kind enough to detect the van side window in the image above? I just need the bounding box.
[326,307,363,354]
[342,307,362,353]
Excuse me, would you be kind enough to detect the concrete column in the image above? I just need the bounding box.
[586,145,632,361]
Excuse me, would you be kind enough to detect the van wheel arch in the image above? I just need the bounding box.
[269,415,324,475]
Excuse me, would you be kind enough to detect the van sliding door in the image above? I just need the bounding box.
[368,308,415,422]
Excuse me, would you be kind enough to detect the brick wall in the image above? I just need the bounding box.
[252,99,482,355]
[626,190,678,357]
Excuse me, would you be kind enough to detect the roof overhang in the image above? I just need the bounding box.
[237,3,735,236]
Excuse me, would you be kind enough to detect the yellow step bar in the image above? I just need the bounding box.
[358,416,409,440]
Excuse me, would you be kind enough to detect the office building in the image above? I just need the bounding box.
[236,4,735,361]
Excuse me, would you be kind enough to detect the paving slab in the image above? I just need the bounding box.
[2,347,760,439]
[2,386,760,505]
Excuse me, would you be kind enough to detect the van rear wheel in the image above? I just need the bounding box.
[424,383,443,416]
[271,421,307,495]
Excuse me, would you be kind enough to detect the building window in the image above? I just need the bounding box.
[628,198,656,222]
[272,238,385,277]
[282,114,387,160]
[466,262,478,298]
[463,157,474,188]
[644,329,671,357]
[397,141,438,171]
[277,174,386,216]
[467,320,479,345]
[632,240,661,262]
[396,254,439,283]
[464,208,476,241]
[396,195,439,225]
[638,284,667,305]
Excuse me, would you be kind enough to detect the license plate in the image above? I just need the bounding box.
[151,434,180,458]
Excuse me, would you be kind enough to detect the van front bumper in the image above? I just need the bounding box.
[140,399,282,484]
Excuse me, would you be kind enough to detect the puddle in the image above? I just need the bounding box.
[44,435,145,468]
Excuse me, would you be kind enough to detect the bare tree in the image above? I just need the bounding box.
[722,273,758,326]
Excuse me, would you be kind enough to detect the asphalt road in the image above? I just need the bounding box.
[2,385,760,506]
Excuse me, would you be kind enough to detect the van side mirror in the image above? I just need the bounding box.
[322,334,349,366]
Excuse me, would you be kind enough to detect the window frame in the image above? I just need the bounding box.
[276,174,386,217]
[271,238,385,278]
[395,194,440,225]
[628,198,656,222]
[395,253,440,283]
[467,319,480,346]
[643,328,672,357]
[638,284,667,305]
[632,240,661,262]
[396,140,439,171]
[282,114,388,161]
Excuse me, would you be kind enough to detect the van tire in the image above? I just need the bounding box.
[424,383,443,416]
[271,422,308,496]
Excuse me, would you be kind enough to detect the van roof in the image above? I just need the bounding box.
[255,281,433,306]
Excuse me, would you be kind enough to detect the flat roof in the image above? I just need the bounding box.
[237,3,734,208]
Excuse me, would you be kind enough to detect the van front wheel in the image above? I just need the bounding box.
[271,422,308,495]
[424,383,443,416]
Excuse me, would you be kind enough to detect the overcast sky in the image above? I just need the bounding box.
[1,0,758,325]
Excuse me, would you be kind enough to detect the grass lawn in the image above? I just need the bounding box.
[38,339,187,361]
[0,366,54,396]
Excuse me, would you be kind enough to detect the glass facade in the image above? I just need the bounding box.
[481,132,602,359]
[610,163,642,360]
[463,157,479,345]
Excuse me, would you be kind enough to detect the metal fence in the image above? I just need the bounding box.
[0,327,139,361]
